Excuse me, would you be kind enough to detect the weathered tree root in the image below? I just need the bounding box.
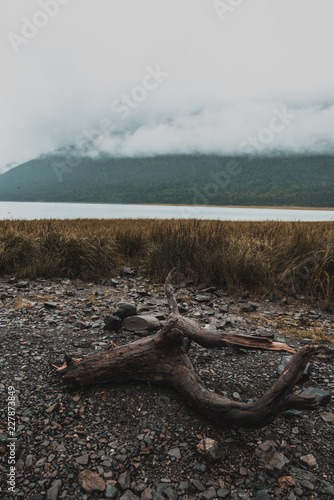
[55,269,323,429]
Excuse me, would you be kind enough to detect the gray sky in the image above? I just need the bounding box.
[1,0,334,171]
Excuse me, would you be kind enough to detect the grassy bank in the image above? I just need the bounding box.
[0,219,333,306]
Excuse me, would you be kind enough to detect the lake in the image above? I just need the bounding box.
[0,201,333,221]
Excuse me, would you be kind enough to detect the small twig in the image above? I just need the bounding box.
[165,267,179,314]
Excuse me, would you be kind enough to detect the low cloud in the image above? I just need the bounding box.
[2,101,334,174]
[1,0,334,170]
[77,103,334,159]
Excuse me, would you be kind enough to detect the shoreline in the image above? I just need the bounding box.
[132,203,334,211]
[1,200,334,211]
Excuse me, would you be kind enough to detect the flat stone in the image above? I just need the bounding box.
[202,287,216,293]
[104,471,113,479]
[236,491,250,500]
[239,466,248,476]
[114,302,137,319]
[25,454,34,466]
[192,479,205,492]
[195,295,210,303]
[257,440,277,452]
[133,483,147,494]
[201,486,217,499]
[178,481,189,491]
[46,479,62,500]
[320,411,334,423]
[163,486,178,500]
[197,437,219,460]
[36,457,46,467]
[75,454,89,465]
[301,388,331,404]
[290,466,317,482]
[118,469,131,491]
[319,479,334,496]
[44,301,58,309]
[261,449,286,470]
[300,454,317,468]
[78,469,106,494]
[141,487,153,500]
[104,484,118,498]
[285,410,302,418]
[217,488,229,498]
[257,331,275,339]
[241,303,257,312]
[255,491,270,500]
[167,447,181,459]
[192,463,206,473]
[156,483,171,493]
[16,281,28,288]
[300,479,315,490]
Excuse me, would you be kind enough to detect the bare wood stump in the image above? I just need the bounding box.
[55,269,325,429]
[123,315,160,331]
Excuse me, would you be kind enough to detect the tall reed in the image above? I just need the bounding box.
[0,219,333,305]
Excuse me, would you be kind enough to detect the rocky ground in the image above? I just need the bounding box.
[0,269,333,500]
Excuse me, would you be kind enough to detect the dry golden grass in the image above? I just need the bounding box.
[289,325,334,344]
[265,315,334,344]
[0,219,333,306]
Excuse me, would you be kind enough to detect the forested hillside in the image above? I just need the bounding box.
[0,154,333,207]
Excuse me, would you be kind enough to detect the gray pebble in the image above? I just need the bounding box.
[46,479,62,500]
[104,484,119,498]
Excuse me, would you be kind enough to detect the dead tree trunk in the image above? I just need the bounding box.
[55,269,322,429]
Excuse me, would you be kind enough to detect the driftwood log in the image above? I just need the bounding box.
[55,269,322,429]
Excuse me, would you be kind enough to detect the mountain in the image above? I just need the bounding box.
[0,154,333,207]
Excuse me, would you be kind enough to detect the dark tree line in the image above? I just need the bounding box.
[0,154,333,207]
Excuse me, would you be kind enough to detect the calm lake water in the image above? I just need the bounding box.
[0,202,333,221]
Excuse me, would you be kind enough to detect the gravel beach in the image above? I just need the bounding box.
[0,273,333,499]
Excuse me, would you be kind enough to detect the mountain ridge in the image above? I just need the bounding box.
[0,154,333,207]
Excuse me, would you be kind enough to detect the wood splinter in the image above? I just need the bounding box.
[54,268,325,429]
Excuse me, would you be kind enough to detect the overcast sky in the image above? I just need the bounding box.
[1,0,334,171]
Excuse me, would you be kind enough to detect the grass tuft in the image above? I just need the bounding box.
[0,219,333,306]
